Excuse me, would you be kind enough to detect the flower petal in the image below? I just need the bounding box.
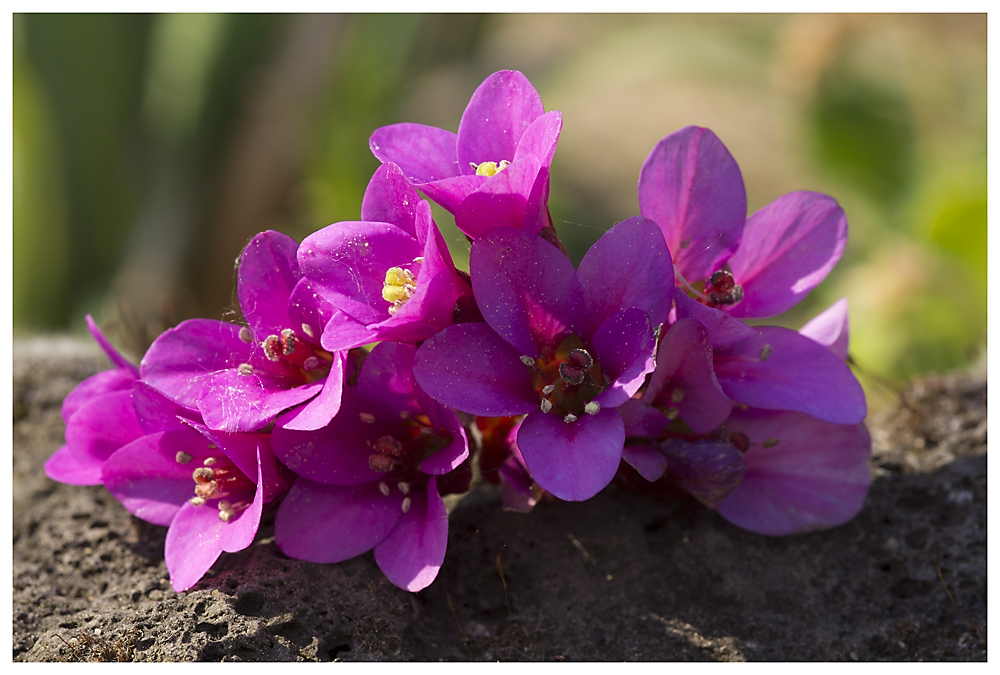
[360,162,422,238]
[616,398,671,438]
[197,369,323,433]
[413,323,538,416]
[672,289,757,349]
[517,408,625,502]
[457,70,544,171]
[164,501,225,591]
[717,408,871,535]
[374,478,448,592]
[131,381,197,434]
[621,444,669,482]
[48,390,143,485]
[714,326,867,425]
[86,314,138,376]
[369,122,459,184]
[62,368,136,425]
[571,216,674,342]
[455,156,542,239]
[274,478,404,563]
[471,226,574,357]
[799,297,850,361]
[276,353,345,432]
[238,230,302,339]
[645,318,732,434]
[591,308,656,409]
[638,126,746,282]
[513,110,562,168]
[727,191,848,318]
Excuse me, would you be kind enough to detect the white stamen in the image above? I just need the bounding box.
[398,482,410,495]
[203,457,217,466]
[359,412,376,424]
[542,384,556,396]
[399,411,410,420]
[237,363,254,376]
[189,497,206,506]
[175,452,192,464]
[217,500,235,522]
[665,408,680,420]
[413,257,425,264]
[564,414,578,424]
[301,323,315,338]
[520,355,535,367]
[540,399,553,413]
[671,389,685,403]
[303,356,320,370]
[238,326,254,343]
[379,481,391,497]
[401,497,412,513]
[759,344,773,361]
[584,401,601,415]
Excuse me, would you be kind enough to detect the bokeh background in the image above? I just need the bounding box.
[13,13,986,411]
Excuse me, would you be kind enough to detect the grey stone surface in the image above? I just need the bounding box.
[12,337,986,661]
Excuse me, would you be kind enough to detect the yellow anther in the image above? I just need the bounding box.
[472,159,511,177]
[382,267,417,314]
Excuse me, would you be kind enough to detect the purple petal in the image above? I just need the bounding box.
[369,123,459,184]
[374,478,448,591]
[298,222,421,326]
[320,310,377,352]
[164,501,225,591]
[571,216,674,342]
[360,162,421,238]
[637,126,746,282]
[457,70,544,172]
[717,408,871,535]
[103,428,207,526]
[274,478,404,563]
[276,353,345,431]
[499,455,539,514]
[215,451,265,554]
[198,369,323,433]
[673,287,757,349]
[714,326,866,425]
[660,438,746,509]
[238,230,301,339]
[522,166,551,236]
[131,381,198,434]
[727,191,848,319]
[591,308,656,409]
[471,226,574,357]
[417,400,469,476]
[48,390,143,485]
[357,341,422,416]
[645,318,732,434]
[288,277,335,348]
[413,324,538,417]
[182,420,260,482]
[800,297,850,361]
[513,110,562,168]
[517,408,625,502]
[272,389,393,486]
[417,174,487,214]
[621,444,669,482]
[62,368,136,424]
[86,314,138,376]
[616,398,671,438]
[455,156,542,239]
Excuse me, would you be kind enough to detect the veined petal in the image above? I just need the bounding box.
[638,126,746,282]
[49,389,143,485]
[238,230,301,339]
[417,174,487,214]
[131,381,197,434]
[288,277,335,349]
[369,122,460,184]
[86,314,138,376]
[727,191,848,318]
[374,478,448,592]
[571,216,673,342]
[197,369,323,433]
[215,448,265,554]
[276,353,345,432]
[62,368,136,424]
[517,408,625,502]
[799,297,850,361]
[457,70,544,172]
[320,311,376,353]
[616,398,671,438]
[360,162,422,238]
[714,326,866,425]
[275,478,404,563]
[357,341,422,418]
[660,438,746,509]
[413,323,538,417]
[717,408,871,535]
[471,227,574,357]
[622,444,669,482]
[645,318,732,434]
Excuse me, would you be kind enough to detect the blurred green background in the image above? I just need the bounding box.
[13,14,986,410]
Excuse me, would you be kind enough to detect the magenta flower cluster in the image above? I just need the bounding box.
[48,71,870,594]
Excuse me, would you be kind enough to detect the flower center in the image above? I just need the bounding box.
[184,454,256,522]
[255,327,333,382]
[470,160,510,177]
[674,266,744,309]
[522,335,607,422]
[382,266,418,315]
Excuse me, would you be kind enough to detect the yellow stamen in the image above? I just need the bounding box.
[472,159,511,177]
